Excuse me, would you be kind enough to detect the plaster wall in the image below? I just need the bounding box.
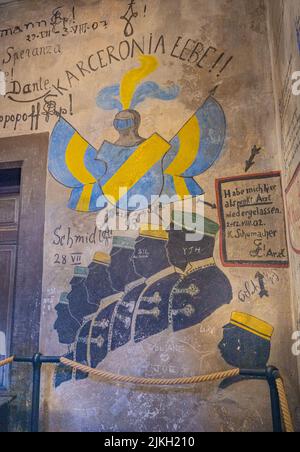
[0,0,299,432]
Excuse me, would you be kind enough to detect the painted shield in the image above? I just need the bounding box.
[96,133,170,211]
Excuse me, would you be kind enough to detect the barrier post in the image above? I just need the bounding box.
[31,353,42,433]
[266,366,282,433]
[14,355,62,432]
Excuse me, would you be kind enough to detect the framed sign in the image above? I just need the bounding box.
[216,172,289,268]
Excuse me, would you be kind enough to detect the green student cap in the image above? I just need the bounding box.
[172,211,220,237]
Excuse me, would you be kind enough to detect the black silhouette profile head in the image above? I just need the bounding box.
[166,212,219,271]
[218,312,273,369]
[109,234,139,291]
[133,226,170,278]
[54,292,80,345]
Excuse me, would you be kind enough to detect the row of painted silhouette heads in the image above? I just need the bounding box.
[54,212,219,344]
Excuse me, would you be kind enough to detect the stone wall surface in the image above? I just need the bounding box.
[266,2,300,415]
[0,0,299,432]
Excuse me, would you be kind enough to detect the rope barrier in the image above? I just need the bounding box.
[0,355,295,432]
[275,378,294,433]
[0,356,14,367]
[60,357,240,385]
[60,357,295,432]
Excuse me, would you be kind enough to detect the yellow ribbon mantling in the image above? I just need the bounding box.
[165,114,201,176]
[65,133,96,185]
[173,176,190,198]
[76,184,94,212]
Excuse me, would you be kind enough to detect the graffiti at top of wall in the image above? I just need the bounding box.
[120,0,138,37]
[0,5,108,43]
[54,214,233,387]
[48,55,226,214]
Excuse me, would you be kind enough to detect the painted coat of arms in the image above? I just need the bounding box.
[48,55,226,213]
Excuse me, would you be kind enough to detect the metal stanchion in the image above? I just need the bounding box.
[240,367,283,432]
[14,355,61,432]
[266,367,283,433]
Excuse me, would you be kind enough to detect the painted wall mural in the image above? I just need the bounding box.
[48,51,236,389]
[48,55,226,213]
[0,0,298,433]
[42,1,293,417]
[54,215,233,387]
